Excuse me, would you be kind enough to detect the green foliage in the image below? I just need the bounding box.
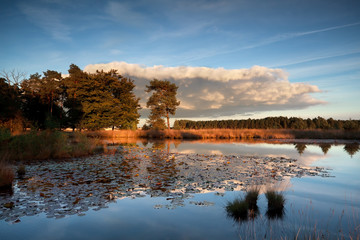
[0,78,21,122]
[20,71,64,129]
[0,78,24,132]
[65,67,140,130]
[44,114,60,130]
[0,128,11,142]
[146,79,180,129]
[5,64,140,131]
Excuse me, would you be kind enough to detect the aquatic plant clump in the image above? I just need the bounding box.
[0,163,14,189]
[226,198,249,221]
[244,188,260,210]
[265,190,285,219]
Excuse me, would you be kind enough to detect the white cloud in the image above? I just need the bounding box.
[84,61,325,118]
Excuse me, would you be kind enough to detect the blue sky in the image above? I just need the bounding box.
[1,0,359,122]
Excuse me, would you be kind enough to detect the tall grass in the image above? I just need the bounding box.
[226,197,249,221]
[0,130,101,162]
[245,188,260,210]
[265,190,286,219]
[226,189,261,222]
[85,129,360,140]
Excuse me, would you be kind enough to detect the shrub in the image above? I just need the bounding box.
[0,128,11,142]
[1,131,99,162]
[17,165,26,177]
[0,162,14,189]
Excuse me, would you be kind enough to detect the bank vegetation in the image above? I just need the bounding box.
[86,128,360,140]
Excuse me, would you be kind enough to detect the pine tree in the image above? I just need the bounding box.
[145,79,180,130]
[65,67,140,130]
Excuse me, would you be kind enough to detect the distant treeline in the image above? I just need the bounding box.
[173,117,360,130]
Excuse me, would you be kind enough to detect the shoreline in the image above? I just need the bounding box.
[85,129,360,141]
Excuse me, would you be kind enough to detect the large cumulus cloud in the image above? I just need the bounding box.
[84,61,325,118]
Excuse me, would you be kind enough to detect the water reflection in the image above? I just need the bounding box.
[344,142,360,157]
[147,149,178,193]
[0,145,329,223]
[319,143,331,155]
[294,143,307,155]
[265,190,286,220]
[103,138,360,158]
[226,189,261,222]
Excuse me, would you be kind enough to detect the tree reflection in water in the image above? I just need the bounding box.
[0,144,330,222]
[344,142,360,157]
[147,148,178,193]
[294,143,307,155]
[319,143,331,155]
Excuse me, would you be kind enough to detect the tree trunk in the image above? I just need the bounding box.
[166,111,170,130]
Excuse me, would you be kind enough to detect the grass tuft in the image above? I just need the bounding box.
[0,162,14,189]
[245,188,260,210]
[265,190,286,219]
[226,198,249,221]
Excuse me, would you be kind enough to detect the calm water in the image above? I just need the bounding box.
[1,140,359,239]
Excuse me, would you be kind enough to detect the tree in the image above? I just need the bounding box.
[0,69,26,86]
[110,74,140,129]
[67,68,140,130]
[20,71,64,129]
[63,64,86,130]
[145,79,180,130]
[0,78,24,132]
[0,78,20,121]
[0,69,26,132]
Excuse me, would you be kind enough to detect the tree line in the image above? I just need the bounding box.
[0,65,179,131]
[173,117,360,130]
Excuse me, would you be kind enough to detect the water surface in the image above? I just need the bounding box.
[0,140,359,239]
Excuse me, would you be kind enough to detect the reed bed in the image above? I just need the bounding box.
[85,129,360,140]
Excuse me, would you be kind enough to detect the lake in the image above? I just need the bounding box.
[0,140,359,239]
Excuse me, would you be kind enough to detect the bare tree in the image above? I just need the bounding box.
[1,69,27,85]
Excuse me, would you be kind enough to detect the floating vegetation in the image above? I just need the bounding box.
[0,146,330,223]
